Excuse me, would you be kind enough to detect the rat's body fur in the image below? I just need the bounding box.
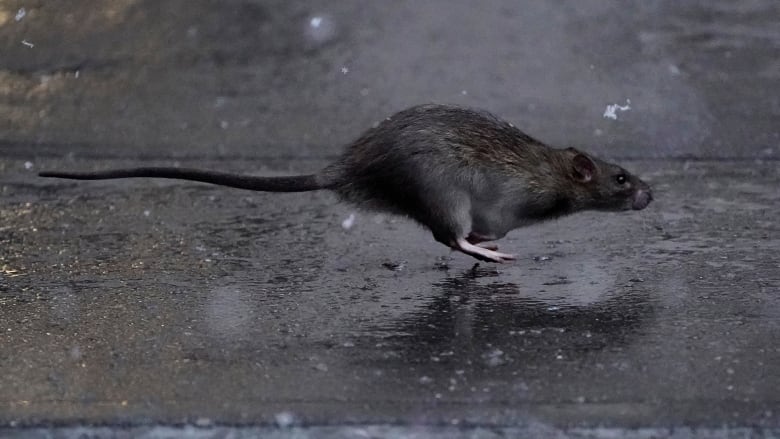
[40,104,652,262]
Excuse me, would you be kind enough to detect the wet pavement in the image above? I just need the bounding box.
[2,1,780,437]
[3,157,780,435]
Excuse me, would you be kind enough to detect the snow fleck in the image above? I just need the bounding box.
[304,14,337,45]
[340,66,349,74]
[360,88,370,97]
[74,70,80,79]
[419,376,433,384]
[15,8,26,21]
[143,210,151,217]
[603,99,631,120]
[461,90,468,95]
[220,120,229,129]
[313,362,328,372]
[21,40,34,48]
[341,212,356,230]
[24,161,34,170]
[668,64,681,75]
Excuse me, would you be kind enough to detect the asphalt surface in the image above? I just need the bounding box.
[1,1,780,437]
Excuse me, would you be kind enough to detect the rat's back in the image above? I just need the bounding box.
[322,104,548,220]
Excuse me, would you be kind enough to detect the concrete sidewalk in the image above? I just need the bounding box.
[2,157,779,437]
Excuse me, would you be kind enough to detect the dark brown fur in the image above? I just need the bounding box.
[40,104,652,262]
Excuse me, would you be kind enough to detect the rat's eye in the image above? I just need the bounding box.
[615,174,627,185]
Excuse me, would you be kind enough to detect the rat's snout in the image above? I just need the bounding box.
[632,186,653,210]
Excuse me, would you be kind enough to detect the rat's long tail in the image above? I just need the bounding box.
[39,167,330,192]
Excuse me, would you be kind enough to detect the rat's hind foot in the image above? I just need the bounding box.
[466,232,499,251]
[454,237,515,263]
[466,232,498,251]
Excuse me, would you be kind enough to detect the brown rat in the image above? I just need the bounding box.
[40,104,652,262]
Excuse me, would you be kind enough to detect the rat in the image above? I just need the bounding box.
[40,104,652,263]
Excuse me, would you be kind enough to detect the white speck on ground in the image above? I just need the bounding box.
[341,66,349,74]
[15,8,26,21]
[274,411,296,428]
[21,40,34,48]
[484,349,506,367]
[24,161,33,170]
[341,213,356,230]
[603,99,631,120]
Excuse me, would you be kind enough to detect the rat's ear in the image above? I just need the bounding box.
[572,154,597,182]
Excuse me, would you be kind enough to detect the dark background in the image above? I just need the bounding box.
[2,0,778,161]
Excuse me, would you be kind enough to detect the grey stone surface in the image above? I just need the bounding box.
[3,157,780,434]
[1,0,779,436]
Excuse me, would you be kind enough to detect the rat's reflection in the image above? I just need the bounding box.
[363,264,654,368]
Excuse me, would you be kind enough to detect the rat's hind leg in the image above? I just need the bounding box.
[428,211,515,263]
[419,188,514,263]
